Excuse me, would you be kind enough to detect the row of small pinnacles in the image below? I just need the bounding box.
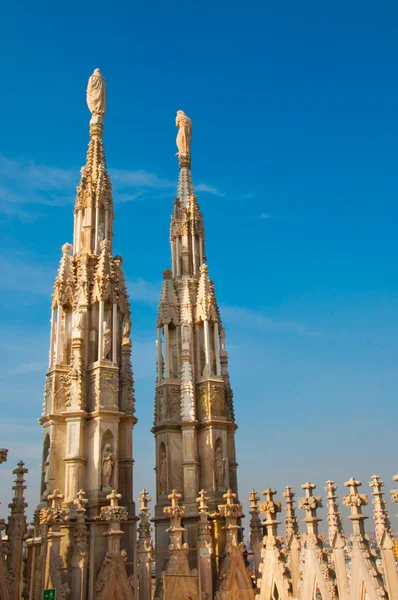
[1,444,398,599]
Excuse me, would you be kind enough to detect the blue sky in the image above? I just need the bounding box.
[1,1,397,534]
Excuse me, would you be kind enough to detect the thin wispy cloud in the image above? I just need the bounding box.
[221,305,320,337]
[196,183,226,197]
[241,192,256,199]
[0,154,226,218]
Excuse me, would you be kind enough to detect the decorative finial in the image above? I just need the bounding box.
[0,448,8,464]
[176,110,192,156]
[87,68,106,119]
[138,489,152,513]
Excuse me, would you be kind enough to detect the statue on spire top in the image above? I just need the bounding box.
[176,110,192,155]
[87,68,106,118]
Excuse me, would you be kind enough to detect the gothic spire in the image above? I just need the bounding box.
[73,68,113,255]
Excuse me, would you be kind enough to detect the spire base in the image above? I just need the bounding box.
[178,153,191,169]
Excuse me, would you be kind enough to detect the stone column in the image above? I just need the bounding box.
[98,300,104,361]
[203,320,211,375]
[196,490,213,600]
[176,237,181,276]
[94,205,100,252]
[104,208,109,240]
[171,240,176,277]
[137,490,153,600]
[70,490,89,600]
[213,322,221,376]
[55,305,63,365]
[192,233,197,275]
[49,308,56,369]
[199,239,203,266]
[73,212,77,254]
[163,323,170,378]
[112,302,118,363]
[156,329,163,382]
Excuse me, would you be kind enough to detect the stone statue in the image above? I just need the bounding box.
[123,316,131,341]
[87,68,106,118]
[215,444,225,490]
[61,327,68,363]
[101,443,114,489]
[220,326,226,351]
[98,222,105,244]
[159,445,167,494]
[102,320,111,360]
[42,451,50,497]
[182,324,190,345]
[176,110,192,155]
[72,309,84,337]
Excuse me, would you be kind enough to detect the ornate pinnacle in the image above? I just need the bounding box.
[197,489,210,513]
[8,460,28,513]
[369,475,393,546]
[342,477,368,510]
[298,482,322,536]
[343,477,368,537]
[283,485,300,541]
[390,473,398,504]
[162,269,172,280]
[259,488,282,519]
[138,489,152,513]
[325,480,345,548]
[218,489,242,546]
[248,489,260,513]
[163,489,185,521]
[101,489,128,523]
[0,448,8,464]
[169,489,182,509]
[218,489,243,521]
[48,489,64,510]
[41,489,70,529]
[75,489,88,512]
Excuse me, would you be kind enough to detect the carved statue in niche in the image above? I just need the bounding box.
[210,343,216,375]
[168,389,180,420]
[201,348,207,377]
[159,445,167,495]
[61,326,68,363]
[102,320,111,360]
[73,309,84,338]
[220,326,226,351]
[176,110,192,155]
[182,324,190,345]
[98,222,105,244]
[170,341,178,378]
[101,443,114,489]
[215,443,226,490]
[123,316,131,341]
[41,442,50,498]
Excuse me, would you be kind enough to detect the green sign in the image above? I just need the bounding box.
[43,590,56,600]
